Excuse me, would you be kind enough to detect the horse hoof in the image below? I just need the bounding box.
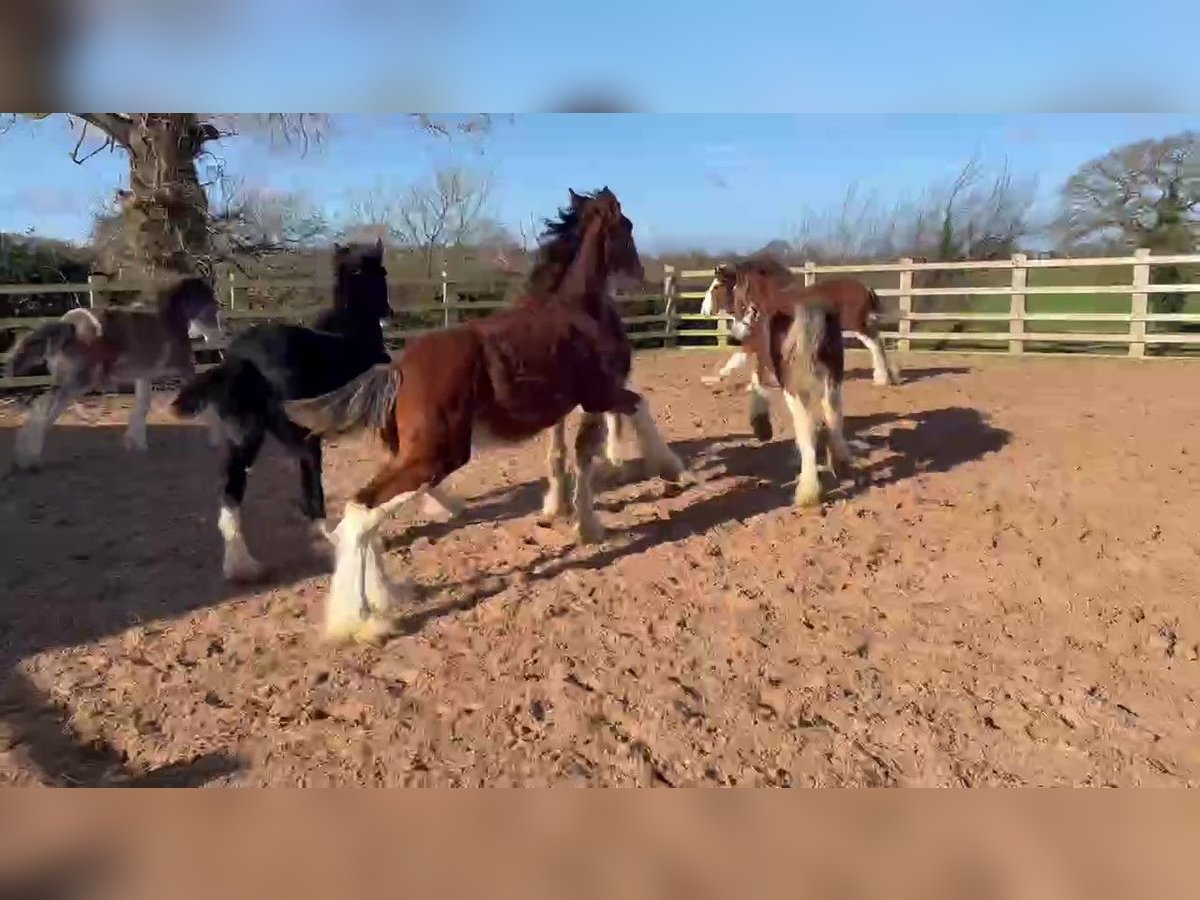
[575,520,605,545]
[751,415,773,442]
[793,484,823,508]
[123,434,148,452]
[223,558,267,584]
[324,615,393,646]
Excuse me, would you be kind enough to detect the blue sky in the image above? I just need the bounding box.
[1,114,1196,252]
[62,0,1194,111]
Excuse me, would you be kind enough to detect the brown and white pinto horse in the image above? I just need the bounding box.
[9,278,224,469]
[704,256,856,508]
[701,261,901,387]
[283,188,686,643]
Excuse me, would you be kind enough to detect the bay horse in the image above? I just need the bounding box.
[170,240,460,583]
[703,256,855,508]
[701,262,901,387]
[283,187,686,643]
[10,277,224,470]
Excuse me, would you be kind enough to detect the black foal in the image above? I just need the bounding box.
[173,240,461,581]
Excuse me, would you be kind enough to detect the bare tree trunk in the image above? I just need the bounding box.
[118,114,215,282]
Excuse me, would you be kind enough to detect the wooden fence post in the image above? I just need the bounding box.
[1129,248,1150,359]
[662,265,677,348]
[441,270,453,328]
[226,268,237,311]
[87,272,106,310]
[802,261,816,288]
[1009,253,1027,355]
[897,258,913,353]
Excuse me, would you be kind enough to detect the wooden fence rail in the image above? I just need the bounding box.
[2,250,1198,390]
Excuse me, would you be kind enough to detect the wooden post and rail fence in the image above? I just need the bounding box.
[1,250,1198,390]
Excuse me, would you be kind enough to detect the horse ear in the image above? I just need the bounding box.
[333,242,348,258]
[568,189,587,209]
[374,236,384,258]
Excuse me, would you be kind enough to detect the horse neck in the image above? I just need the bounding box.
[155,297,191,336]
[548,226,610,318]
[321,307,383,344]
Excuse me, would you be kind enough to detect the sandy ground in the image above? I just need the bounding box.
[1,349,1198,787]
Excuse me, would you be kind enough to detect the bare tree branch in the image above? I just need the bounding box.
[72,113,134,148]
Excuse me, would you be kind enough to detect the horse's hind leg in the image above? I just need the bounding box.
[702,350,750,386]
[819,377,855,479]
[123,378,152,451]
[218,427,267,582]
[327,458,447,643]
[296,433,331,541]
[853,325,900,386]
[14,388,73,470]
[624,394,686,483]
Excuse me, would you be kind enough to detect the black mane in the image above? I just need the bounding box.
[526,189,604,296]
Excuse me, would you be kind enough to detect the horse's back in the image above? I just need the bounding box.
[227,322,388,400]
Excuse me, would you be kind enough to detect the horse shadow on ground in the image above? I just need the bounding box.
[396,404,1011,634]
[844,364,973,384]
[0,422,323,786]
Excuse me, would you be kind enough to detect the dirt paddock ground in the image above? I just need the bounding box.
[1,350,1198,786]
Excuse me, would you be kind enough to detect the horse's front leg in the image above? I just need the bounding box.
[538,419,573,523]
[14,387,74,470]
[701,350,750,386]
[123,378,152,451]
[747,371,774,442]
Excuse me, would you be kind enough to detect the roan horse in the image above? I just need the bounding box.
[703,256,856,509]
[170,240,461,583]
[9,277,224,470]
[283,187,686,643]
[701,262,901,387]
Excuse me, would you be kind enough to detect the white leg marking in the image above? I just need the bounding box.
[603,412,624,467]
[628,401,686,482]
[784,391,822,508]
[325,492,423,643]
[14,390,72,469]
[852,331,898,386]
[701,350,749,386]
[422,486,464,521]
[540,420,572,521]
[218,503,266,583]
[124,378,151,451]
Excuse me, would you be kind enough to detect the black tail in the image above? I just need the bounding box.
[9,321,77,377]
[172,366,235,418]
[283,364,401,439]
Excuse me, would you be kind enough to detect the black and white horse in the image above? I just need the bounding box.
[171,240,458,582]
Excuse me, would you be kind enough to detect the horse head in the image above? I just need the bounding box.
[333,238,392,326]
[161,277,223,343]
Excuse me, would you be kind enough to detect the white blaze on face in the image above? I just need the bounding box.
[189,312,224,344]
[700,276,720,316]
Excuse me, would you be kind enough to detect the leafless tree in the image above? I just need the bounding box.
[790,158,1038,265]
[4,113,495,282]
[349,167,494,277]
